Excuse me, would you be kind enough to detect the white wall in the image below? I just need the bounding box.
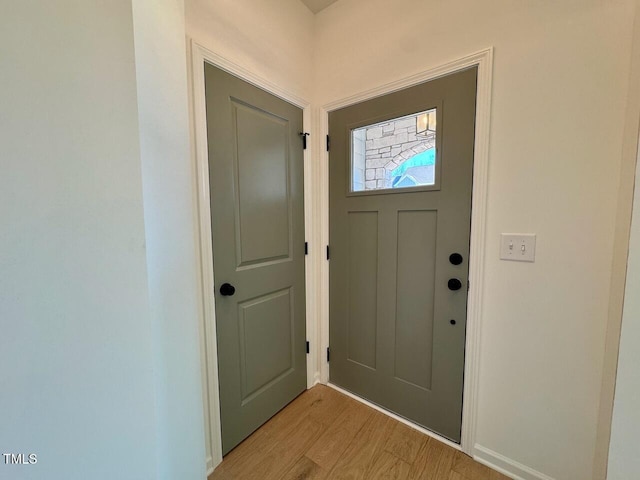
[0,1,158,479]
[186,0,315,101]
[313,1,635,479]
[132,0,206,478]
[0,1,206,479]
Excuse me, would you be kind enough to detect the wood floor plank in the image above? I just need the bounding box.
[408,437,439,479]
[448,472,466,480]
[306,398,373,470]
[366,451,411,480]
[230,415,324,479]
[408,437,457,480]
[432,444,457,479]
[451,451,491,480]
[328,410,395,480]
[281,456,328,480]
[303,385,351,427]
[384,422,427,464]
[489,469,512,480]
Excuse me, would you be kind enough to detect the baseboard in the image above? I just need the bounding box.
[473,444,555,480]
[327,382,462,452]
[206,455,214,477]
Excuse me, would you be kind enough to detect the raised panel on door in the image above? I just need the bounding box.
[394,210,437,391]
[238,288,295,403]
[205,63,307,455]
[232,100,292,268]
[347,211,378,370]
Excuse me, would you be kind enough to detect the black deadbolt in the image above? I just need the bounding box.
[219,283,236,296]
[450,319,457,325]
[449,253,463,265]
[448,278,462,291]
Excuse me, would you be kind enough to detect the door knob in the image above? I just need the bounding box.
[448,278,462,291]
[449,253,463,265]
[219,283,236,296]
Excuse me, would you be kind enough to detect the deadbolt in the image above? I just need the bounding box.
[449,253,463,265]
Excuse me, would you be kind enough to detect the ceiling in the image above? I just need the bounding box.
[300,0,340,13]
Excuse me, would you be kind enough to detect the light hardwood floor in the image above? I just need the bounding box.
[210,385,510,480]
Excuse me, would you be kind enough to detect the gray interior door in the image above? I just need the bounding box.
[329,67,477,442]
[205,64,307,455]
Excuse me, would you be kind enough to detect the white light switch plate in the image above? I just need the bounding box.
[500,233,536,262]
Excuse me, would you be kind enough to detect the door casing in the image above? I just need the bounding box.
[190,39,493,473]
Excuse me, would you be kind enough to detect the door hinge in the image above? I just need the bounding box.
[326,245,330,260]
[326,347,330,362]
[299,132,310,150]
[306,341,310,354]
[305,242,308,255]
[326,135,330,152]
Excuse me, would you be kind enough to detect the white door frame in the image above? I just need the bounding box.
[188,39,315,474]
[319,48,494,456]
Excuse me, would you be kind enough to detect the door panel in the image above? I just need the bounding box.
[233,100,292,266]
[347,211,378,369]
[329,67,477,442]
[394,209,437,391]
[205,63,306,455]
[238,288,295,403]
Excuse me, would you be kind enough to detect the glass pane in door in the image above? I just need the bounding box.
[351,108,437,192]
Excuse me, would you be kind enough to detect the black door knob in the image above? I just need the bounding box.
[219,283,236,296]
[448,278,462,291]
[449,253,463,265]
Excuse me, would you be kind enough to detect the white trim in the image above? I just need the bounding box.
[473,445,556,480]
[185,39,215,475]
[328,383,463,452]
[319,48,494,457]
[190,40,223,473]
[189,39,316,473]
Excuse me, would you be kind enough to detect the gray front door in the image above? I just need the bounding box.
[205,64,307,454]
[329,67,477,442]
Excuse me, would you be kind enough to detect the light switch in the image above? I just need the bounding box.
[500,234,536,262]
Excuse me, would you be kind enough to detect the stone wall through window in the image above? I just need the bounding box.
[352,110,436,191]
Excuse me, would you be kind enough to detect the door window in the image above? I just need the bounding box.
[351,108,437,192]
